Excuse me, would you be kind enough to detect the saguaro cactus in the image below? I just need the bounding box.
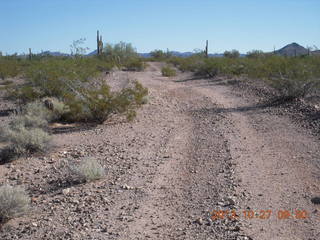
[205,40,208,58]
[97,31,104,55]
[28,48,32,60]
[99,35,103,54]
[97,30,100,55]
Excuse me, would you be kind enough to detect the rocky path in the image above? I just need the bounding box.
[1,62,320,240]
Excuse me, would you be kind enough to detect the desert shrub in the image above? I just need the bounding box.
[24,101,51,121]
[0,125,51,157]
[42,97,70,121]
[103,42,138,63]
[245,56,320,99]
[5,85,43,103]
[195,59,219,77]
[0,103,52,161]
[0,185,29,224]
[9,101,63,128]
[5,57,113,103]
[246,50,265,58]
[149,49,172,61]
[122,57,145,71]
[10,113,48,130]
[224,50,240,58]
[3,54,148,123]
[141,95,149,104]
[0,58,21,80]
[102,42,146,71]
[167,53,320,100]
[63,80,148,123]
[161,66,177,77]
[70,158,105,182]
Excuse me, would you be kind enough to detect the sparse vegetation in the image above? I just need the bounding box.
[103,42,145,71]
[0,124,51,159]
[70,158,105,182]
[0,56,22,80]
[0,101,52,162]
[1,48,148,124]
[63,80,148,123]
[161,66,177,77]
[224,49,240,58]
[166,54,320,100]
[0,185,29,224]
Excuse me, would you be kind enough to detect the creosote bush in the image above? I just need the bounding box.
[0,185,29,224]
[102,42,145,71]
[168,54,320,100]
[161,66,177,77]
[63,80,148,123]
[3,52,148,124]
[70,158,105,182]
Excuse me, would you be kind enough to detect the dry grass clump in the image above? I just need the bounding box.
[0,185,29,224]
[0,101,52,162]
[161,66,177,77]
[41,97,70,121]
[0,124,51,158]
[70,158,105,182]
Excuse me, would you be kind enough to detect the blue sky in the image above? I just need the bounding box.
[0,0,319,54]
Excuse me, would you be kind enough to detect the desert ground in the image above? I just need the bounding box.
[1,62,320,240]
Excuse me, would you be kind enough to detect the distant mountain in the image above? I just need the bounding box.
[38,51,70,57]
[275,43,308,57]
[87,50,98,56]
[312,50,320,56]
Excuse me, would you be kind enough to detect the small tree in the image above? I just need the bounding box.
[70,38,89,57]
[246,50,265,58]
[104,42,138,60]
[224,49,240,58]
[150,50,166,59]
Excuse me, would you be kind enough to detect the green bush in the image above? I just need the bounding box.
[224,50,240,58]
[168,54,320,100]
[161,66,177,77]
[102,42,145,71]
[122,57,145,71]
[246,50,265,59]
[5,57,114,103]
[0,185,29,224]
[63,80,148,123]
[149,49,172,61]
[2,54,149,123]
[0,58,21,80]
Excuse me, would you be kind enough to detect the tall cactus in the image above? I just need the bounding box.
[99,35,103,54]
[205,40,208,58]
[97,30,100,55]
[97,30,104,55]
[28,48,32,60]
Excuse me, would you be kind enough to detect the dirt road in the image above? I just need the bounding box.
[1,62,320,240]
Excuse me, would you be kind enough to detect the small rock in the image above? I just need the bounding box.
[195,218,203,225]
[62,188,71,195]
[311,196,320,204]
[121,184,134,190]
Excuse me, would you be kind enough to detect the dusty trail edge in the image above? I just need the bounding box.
[120,62,320,240]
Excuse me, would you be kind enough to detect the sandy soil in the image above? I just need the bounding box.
[0,62,320,240]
